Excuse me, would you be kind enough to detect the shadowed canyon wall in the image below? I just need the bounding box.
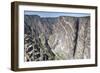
[24,15,90,61]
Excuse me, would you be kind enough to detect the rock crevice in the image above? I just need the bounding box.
[24,15,90,61]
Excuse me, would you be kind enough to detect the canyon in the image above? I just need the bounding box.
[24,15,90,61]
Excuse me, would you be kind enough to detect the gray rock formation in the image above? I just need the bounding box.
[24,15,90,62]
[74,17,90,59]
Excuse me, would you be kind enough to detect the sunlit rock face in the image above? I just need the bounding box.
[24,15,90,62]
[48,16,77,60]
[74,17,90,59]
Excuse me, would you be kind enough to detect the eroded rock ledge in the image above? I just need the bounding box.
[24,15,90,61]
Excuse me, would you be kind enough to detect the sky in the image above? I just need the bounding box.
[24,11,90,17]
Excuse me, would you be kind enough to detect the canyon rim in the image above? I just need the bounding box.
[24,11,90,62]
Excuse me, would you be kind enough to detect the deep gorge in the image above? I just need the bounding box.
[24,15,90,61]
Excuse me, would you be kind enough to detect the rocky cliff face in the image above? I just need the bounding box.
[24,15,90,61]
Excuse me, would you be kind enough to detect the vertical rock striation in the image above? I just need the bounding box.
[74,17,90,59]
[24,15,90,61]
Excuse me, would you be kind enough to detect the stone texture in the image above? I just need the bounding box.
[24,15,90,61]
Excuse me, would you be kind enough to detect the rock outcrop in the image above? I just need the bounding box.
[24,15,90,61]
